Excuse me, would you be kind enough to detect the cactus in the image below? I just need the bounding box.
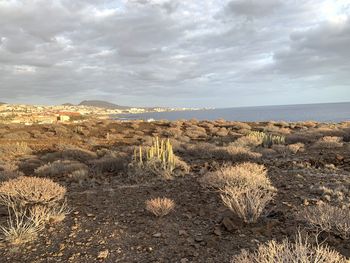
[134,137,176,173]
[248,131,285,148]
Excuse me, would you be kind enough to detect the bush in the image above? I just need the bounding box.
[231,135,263,148]
[145,197,175,217]
[202,163,275,223]
[221,184,275,223]
[298,204,350,239]
[35,160,88,177]
[0,176,66,207]
[0,142,31,157]
[201,163,272,190]
[41,147,97,163]
[312,136,343,149]
[221,146,262,162]
[0,208,43,245]
[232,233,348,263]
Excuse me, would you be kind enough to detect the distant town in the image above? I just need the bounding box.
[0,101,201,125]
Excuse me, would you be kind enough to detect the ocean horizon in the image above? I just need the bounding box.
[114,101,350,122]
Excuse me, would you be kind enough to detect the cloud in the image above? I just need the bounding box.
[0,0,349,107]
[225,0,282,18]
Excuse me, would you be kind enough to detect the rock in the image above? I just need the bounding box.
[194,235,204,242]
[180,258,189,263]
[179,230,188,236]
[97,250,109,259]
[221,217,238,232]
[213,227,222,236]
[153,233,162,238]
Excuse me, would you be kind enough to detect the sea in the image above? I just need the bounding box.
[113,102,350,122]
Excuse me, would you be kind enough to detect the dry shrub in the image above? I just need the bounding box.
[0,142,31,157]
[0,162,23,182]
[161,127,183,138]
[201,163,271,189]
[2,131,31,140]
[286,133,313,144]
[221,184,275,223]
[221,146,262,162]
[312,136,343,149]
[215,127,229,137]
[90,154,127,174]
[41,147,97,163]
[0,177,68,244]
[183,142,217,158]
[145,197,175,217]
[0,208,43,245]
[232,122,251,130]
[298,204,350,239]
[211,163,275,223]
[287,143,305,154]
[232,233,348,263]
[231,135,262,148]
[35,160,88,177]
[0,176,66,207]
[184,125,207,139]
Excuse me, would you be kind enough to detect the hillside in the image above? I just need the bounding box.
[79,100,131,109]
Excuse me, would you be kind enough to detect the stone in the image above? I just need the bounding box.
[153,233,162,238]
[97,250,109,259]
[221,217,237,232]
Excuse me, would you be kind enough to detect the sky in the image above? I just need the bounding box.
[0,0,349,108]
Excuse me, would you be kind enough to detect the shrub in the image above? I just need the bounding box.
[0,176,66,207]
[221,184,275,224]
[232,233,349,263]
[298,204,350,239]
[287,143,305,154]
[221,146,262,162]
[231,135,263,148]
[183,142,217,158]
[312,136,343,149]
[0,142,31,157]
[201,163,271,190]
[41,147,97,163]
[145,197,175,217]
[90,152,127,174]
[0,208,43,245]
[35,160,88,177]
[216,163,275,223]
[184,125,207,139]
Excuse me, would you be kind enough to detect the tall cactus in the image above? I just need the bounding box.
[135,137,176,173]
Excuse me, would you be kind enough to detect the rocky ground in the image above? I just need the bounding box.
[0,119,349,262]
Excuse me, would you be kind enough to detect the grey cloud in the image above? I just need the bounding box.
[0,0,349,107]
[225,0,282,18]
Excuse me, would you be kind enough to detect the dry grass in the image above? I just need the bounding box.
[0,176,66,207]
[232,233,349,263]
[145,197,175,217]
[298,204,350,239]
[312,136,343,149]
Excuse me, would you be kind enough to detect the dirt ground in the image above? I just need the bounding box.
[0,119,349,262]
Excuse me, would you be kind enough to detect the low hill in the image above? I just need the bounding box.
[79,100,131,110]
